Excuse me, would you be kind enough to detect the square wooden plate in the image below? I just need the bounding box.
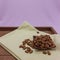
[0,27,57,60]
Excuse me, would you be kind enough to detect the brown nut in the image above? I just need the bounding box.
[47,51,51,55]
[37,31,39,34]
[19,45,26,50]
[25,50,29,53]
[29,50,33,54]
[43,51,47,54]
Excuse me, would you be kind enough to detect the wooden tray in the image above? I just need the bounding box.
[0,27,57,60]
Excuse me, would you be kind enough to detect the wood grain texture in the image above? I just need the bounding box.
[0,56,16,60]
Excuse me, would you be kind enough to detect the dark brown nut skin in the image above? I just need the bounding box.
[27,42,34,48]
[43,51,47,54]
[37,32,39,34]
[25,49,33,54]
[33,35,56,50]
[22,41,26,45]
[33,36,38,40]
[22,39,32,45]
[29,50,33,53]
[19,45,23,48]
[26,47,31,51]
[45,44,49,48]
[19,45,26,50]
[22,39,28,45]
[25,47,33,54]
[24,39,30,43]
[47,51,51,55]
[25,50,29,53]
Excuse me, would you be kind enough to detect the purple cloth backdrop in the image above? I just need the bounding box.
[0,0,60,33]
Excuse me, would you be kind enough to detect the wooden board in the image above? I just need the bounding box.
[0,27,57,60]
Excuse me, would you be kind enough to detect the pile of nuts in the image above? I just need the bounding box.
[19,33,56,55]
[33,35,56,50]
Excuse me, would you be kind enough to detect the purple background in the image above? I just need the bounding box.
[0,0,60,33]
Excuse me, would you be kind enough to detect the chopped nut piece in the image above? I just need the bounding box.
[25,50,29,53]
[19,45,26,50]
[29,50,33,54]
[43,51,47,54]
[47,51,51,55]
[37,32,39,34]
